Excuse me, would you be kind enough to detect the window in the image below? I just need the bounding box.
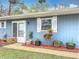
[37,16,57,32]
[41,19,52,30]
[0,21,6,28]
[1,22,4,28]
[18,23,24,37]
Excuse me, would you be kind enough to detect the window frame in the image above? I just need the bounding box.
[41,18,52,31]
[0,21,6,28]
[37,16,57,32]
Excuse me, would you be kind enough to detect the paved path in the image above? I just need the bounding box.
[3,43,79,59]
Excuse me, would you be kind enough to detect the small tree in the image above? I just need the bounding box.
[8,0,20,15]
[14,8,22,14]
[31,0,48,12]
[14,3,29,14]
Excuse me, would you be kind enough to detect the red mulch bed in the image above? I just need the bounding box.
[0,40,7,47]
[24,44,79,53]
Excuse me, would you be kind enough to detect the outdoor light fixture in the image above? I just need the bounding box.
[27,21,29,24]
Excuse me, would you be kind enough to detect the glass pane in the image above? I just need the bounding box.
[18,23,24,37]
[13,23,17,37]
[18,31,24,37]
[41,19,52,30]
[1,22,4,28]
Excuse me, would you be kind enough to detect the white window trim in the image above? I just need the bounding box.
[41,18,52,31]
[52,16,57,32]
[37,17,57,32]
[37,18,42,32]
[0,21,6,28]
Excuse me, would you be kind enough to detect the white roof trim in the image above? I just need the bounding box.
[0,8,79,20]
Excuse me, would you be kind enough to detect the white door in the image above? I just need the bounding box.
[12,21,26,43]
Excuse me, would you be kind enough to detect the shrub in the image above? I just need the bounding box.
[66,39,76,49]
[53,40,63,47]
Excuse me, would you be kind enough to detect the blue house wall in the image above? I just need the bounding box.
[56,15,79,48]
[0,21,12,38]
[26,14,79,48]
[26,19,37,39]
[0,14,79,48]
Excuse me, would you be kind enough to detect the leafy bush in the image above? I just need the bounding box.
[29,32,33,39]
[66,39,76,49]
[66,42,76,49]
[53,40,63,47]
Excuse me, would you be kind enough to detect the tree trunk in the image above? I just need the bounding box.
[8,2,12,15]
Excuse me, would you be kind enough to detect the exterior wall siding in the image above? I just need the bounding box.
[26,19,37,40]
[56,15,79,48]
[27,14,79,48]
[0,21,12,39]
[0,14,79,48]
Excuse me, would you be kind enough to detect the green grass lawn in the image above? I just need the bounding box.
[0,48,75,59]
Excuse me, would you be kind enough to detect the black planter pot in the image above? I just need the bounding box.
[66,43,76,49]
[35,40,41,46]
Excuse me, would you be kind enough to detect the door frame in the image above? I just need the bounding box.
[12,20,26,43]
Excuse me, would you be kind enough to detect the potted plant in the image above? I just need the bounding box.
[26,32,33,45]
[44,28,53,41]
[66,39,76,49]
[29,32,33,40]
[53,40,63,47]
[35,39,41,46]
[48,28,53,35]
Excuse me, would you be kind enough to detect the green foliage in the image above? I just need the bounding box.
[48,28,53,33]
[14,3,29,14]
[68,38,76,44]
[14,8,22,14]
[30,0,48,12]
[44,28,53,41]
[29,6,38,12]
[29,32,33,39]
[66,43,76,49]
[20,3,28,10]
[66,38,76,49]
[53,40,63,47]
[9,0,48,15]
[0,48,74,59]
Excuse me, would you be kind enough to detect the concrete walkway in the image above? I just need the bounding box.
[3,43,79,59]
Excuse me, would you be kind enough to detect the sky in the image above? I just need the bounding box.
[0,0,79,8]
